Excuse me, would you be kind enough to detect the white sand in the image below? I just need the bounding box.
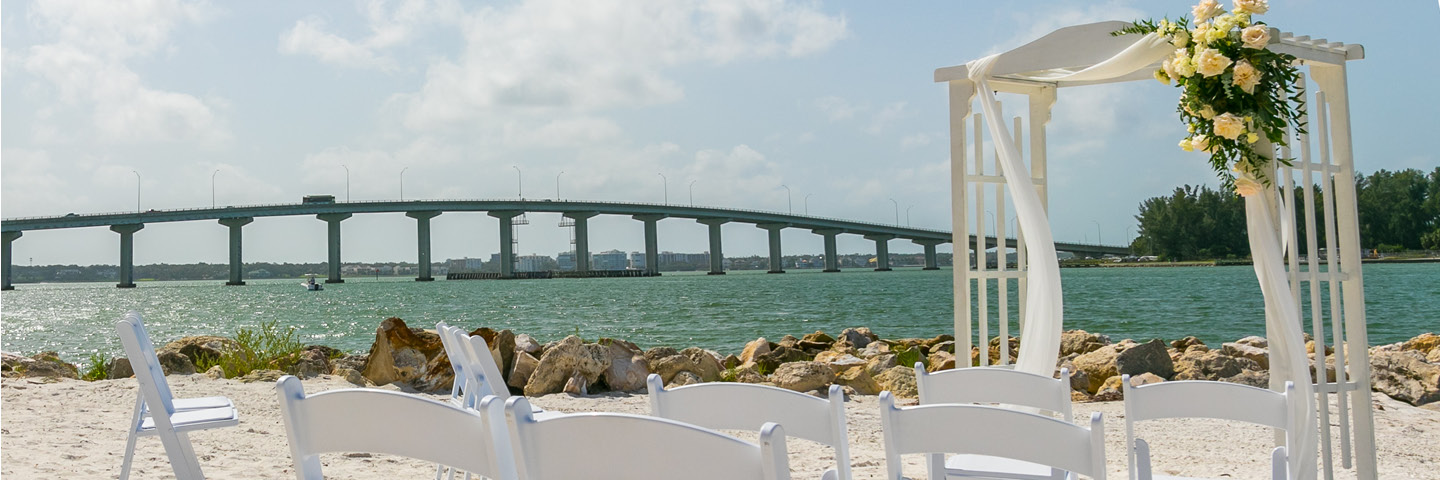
[3,375,1436,479]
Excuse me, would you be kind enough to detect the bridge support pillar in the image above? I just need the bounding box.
[865,234,895,272]
[914,239,945,270]
[490,211,521,278]
[110,224,145,288]
[564,212,599,274]
[812,229,842,272]
[317,213,351,283]
[219,217,253,285]
[633,214,667,276]
[406,211,441,281]
[2,231,20,290]
[758,223,787,273]
[698,218,729,275]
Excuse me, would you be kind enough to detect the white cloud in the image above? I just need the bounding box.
[865,101,907,135]
[990,1,1146,55]
[19,0,228,145]
[900,132,935,150]
[279,18,397,71]
[813,96,858,121]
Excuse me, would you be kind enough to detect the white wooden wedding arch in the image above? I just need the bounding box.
[935,21,1375,480]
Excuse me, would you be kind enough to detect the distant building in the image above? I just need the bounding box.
[446,257,485,273]
[557,251,576,271]
[592,249,629,270]
[517,254,553,272]
[629,251,646,270]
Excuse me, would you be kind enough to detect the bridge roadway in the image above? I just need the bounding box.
[0,199,1128,289]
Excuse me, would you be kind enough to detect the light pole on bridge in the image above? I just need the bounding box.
[658,173,667,204]
[556,171,564,199]
[131,170,141,213]
[780,184,791,214]
[689,180,697,206]
[211,169,219,208]
[1092,220,1102,245]
[906,205,914,227]
[804,193,813,216]
[513,165,523,198]
[340,164,350,202]
[1125,225,1135,247]
[888,198,898,226]
[400,167,409,201]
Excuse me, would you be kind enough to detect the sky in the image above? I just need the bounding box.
[3,0,1437,267]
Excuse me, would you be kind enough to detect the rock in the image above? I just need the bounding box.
[1222,370,1270,388]
[331,354,367,373]
[563,371,589,395]
[823,354,868,374]
[1070,390,1094,402]
[1173,349,1259,381]
[286,347,332,379]
[836,328,876,350]
[1,352,80,379]
[473,328,517,379]
[1306,340,1334,355]
[1072,346,1119,393]
[361,317,445,388]
[859,341,891,358]
[1309,354,1337,383]
[107,357,134,379]
[599,339,649,392]
[668,371,702,388]
[865,354,899,377]
[644,346,680,363]
[238,369,284,383]
[1130,372,1166,387]
[722,354,741,369]
[777,335,801,349]
[895,345,928,370]
[204,365,225,380]
[875,366,918,399]
[336,367,367,386]
[524,336,610,396]
[650,355,699,385]
[798,331,836,351]
[1060,330,1111,356]
[754,346,810,374]
[732,366,767,384]
[1116,339,1175,379]
[739,338,772,366]
[1093,376,1124,401]
[514,334,542,356]
[681,347,724,382]
[1067,368,1090,392]
[160,336,242,366]
[927,350,956,372]
[929,341,955,355]
[836,367,882,395]
[923,334,954,349]
[1221,342,1270,370]
[1368,350,1440,406]
[1236,336,1269,349]
[508,352,540,390]
[988,336,1019,365]
[771,361,836,392]
[157,350,196,376]
[1429,349,1440,364]
[1402,333,1440,356]
[1171,336,1206,352]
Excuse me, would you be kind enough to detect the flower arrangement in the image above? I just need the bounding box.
[1115,0,1304,196]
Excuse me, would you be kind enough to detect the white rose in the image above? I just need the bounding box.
[1234,174,1263,197]
[1191,134,1212,152]
[1194,48,1233,77]
[1192,0,1223,22]
[1172,50,1198,77]
[1193,23,1212,46]
[1212,113,1246,140]
[1171,29,1191,48]
[1200,105,1216,120]
[1162,58,1179,83]
[1232,59,1261,94]
[1241,24,1271,49]
[1235,0,1269,15]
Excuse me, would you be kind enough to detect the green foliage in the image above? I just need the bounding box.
[80,353,111,381]
[1134,185,1248,261]
[1421,229,1440,251]
[205,320,307,379]
[720,366,739,383]
[755,362,773,376]
[891,343,926,369]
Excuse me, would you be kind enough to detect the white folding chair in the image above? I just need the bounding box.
[506,396,791,480]
[438,325,551,480]
[116,312,239,480]
[647,373,851,480]
[275,375,511,480]
[1122,377,1295,480]
[914,364,1073,480]
[879,391,1105,480]
[436,321,474,408]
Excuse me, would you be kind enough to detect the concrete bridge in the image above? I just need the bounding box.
[0,199,1129,289]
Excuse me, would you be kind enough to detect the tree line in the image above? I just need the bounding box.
[1131,168,1440,261]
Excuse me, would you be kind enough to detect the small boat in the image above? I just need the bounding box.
[302,275,323,291]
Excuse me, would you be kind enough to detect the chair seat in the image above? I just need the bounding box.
[173,396,233,411]
[946,454,1056,479]
[139,407,240,435]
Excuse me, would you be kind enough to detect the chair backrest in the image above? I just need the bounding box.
[506,396,790,480]
[879,391,1105,480]
[275,375,504,480]
[914,363,1073,421]
[647,374,850,479]
[1122,377,1295,480]
[436,321,470,401]
[449,326,510,401]
[115,312,177,416]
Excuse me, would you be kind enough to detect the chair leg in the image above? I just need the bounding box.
[176,432,207,479]
[120,396,146,480]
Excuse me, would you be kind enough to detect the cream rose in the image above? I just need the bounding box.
[1179,138,1195,152]
[1213,113,1246,140]
[1199,105,1216,120]
[1192,0,1223,22]
[1171,29,1191,48]
[1235,0,1270,15]
[1172,51,1198,77]
[1247,132,1260,144]
[1191,134,1211,152]
[1241,24,1271,49]
[1234,175,1263,197]
[1161,58,1179,83]
[1193,23,1212,46]
[1232,59,1261,94]
[1194,48,1233,77]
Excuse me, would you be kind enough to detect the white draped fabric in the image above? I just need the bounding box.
[963,31,1318,479]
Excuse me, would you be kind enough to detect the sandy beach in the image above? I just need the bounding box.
[3,374,1436,479]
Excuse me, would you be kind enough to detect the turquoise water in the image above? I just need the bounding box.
[1,264,1435,361]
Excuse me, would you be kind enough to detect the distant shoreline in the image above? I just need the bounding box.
[1060,257,1440,268]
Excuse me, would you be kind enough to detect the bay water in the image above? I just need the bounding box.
[2,263,1435,362]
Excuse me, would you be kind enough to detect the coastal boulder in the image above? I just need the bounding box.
[160,336,242,367]
[777,335,801,350]
[1236,336,1269,349]
[859,341,891,358]
[1061,330,1110,356]
[157,351,196,376]
[514,334,542,357]
[474,328,517,379]
[739,338,772,366]
[817,353,867,374]
[1402,333,1440,356]
[650,354,700,385]
[1072,346,1120,393]
[1116,339,1175,379]
[563,371,589,395]
[361,318,444,388]
[508,352,540,391]
[731,365,768,384]
[798,331,836,351]
[1222,370,1270,388]
[668,371,703,388]
[754,346,810,374]
[1171,336,1206,353]
[286,346,335,379]
[988,336,1019,365]
[875,366,918,399]
[1221,342,1270,370]
[865,354,899,377]
[1369,349,1440,406]
[836,328,876,350]
[1172,348,1255,381]
[1,352,80,379]
[107,357,134,379]
[524,336,610,396]
[927,350,957,372]
[770,361,836,393]
[600,339,649,392]
[836,367,882,395]
[681,347,724,382]
[239,369,284,383]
